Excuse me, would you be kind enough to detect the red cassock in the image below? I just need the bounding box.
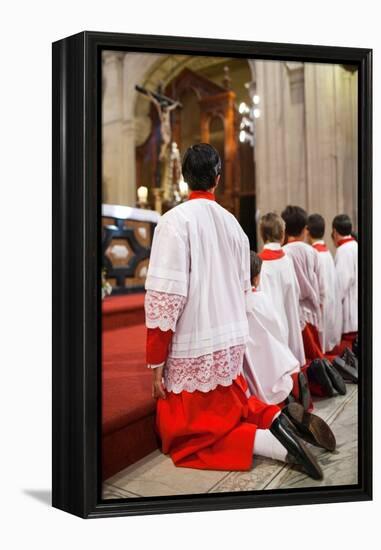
[147,325,279,470]
[156,374,279,471]
[302,322,324,361]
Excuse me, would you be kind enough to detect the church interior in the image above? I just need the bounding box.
[101,51,358,498]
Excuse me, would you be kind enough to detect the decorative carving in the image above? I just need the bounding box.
[102,218,156,294]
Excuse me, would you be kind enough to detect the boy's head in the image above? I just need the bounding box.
[281,205,308,240]
[259,212,285,244]
[250,251,262,288]
[182,143,221,191]
[306,213,325,244]
[332,214,353,247]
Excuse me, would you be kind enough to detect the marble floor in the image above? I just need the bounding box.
[102,384,358,499]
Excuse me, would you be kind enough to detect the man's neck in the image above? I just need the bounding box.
[310,238,324,245]
[287,235,304,243]
[188,188,216,201]
[336,234,353,247]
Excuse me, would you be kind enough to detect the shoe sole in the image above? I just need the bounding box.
[285,402,336,452]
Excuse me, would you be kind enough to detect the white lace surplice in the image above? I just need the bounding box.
[145,289,245,394]
[145,290,188,333]
[283,241,324,331]
[258,243,306,367]
[243,289,299,404]
[313,242,343,352]
[144,198,250,394]
[335,239,358,333]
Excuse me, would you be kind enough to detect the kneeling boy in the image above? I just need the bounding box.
[306,213,342,353]
[243,251,301,405]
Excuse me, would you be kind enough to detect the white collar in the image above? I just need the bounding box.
[313,240,325,245]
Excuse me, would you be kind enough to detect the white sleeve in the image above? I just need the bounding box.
[145,220,189,297]
[241,232,251,293]
[316,254,325,305]
[145,290,187,332]
[289,261,301,302]
[335,251,353,301]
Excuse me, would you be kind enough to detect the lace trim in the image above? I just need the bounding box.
[164,344,245,394]
[145,290,187,332]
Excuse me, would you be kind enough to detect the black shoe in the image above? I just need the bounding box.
[307,359,335,397]
[298,371,311,410]
[332,355,358,384]
[352,337,359,358]
[270,416,323,480]
[341,347,359,371]
[323,359,347,395]
[285,394,296,406]
[282,402,336,451]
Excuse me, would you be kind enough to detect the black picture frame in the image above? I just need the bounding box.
[52,31,372,519]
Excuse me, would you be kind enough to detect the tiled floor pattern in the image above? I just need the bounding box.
[103,384,358,499]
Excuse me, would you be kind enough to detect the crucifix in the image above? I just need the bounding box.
[135,84,182,162]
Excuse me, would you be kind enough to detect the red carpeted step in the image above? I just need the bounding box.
[102,293,146,331]
[102,324,155,434]
[102,293,159,481]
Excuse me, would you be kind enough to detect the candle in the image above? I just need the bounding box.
[137,186,148,205]
[178,178,188,198]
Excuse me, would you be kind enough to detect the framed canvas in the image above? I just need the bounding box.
[52,31,372,518]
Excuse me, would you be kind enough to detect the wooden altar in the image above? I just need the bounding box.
[136,67,257,248]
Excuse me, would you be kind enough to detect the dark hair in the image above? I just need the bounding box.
[307,213,325,239]
[250,251,262,282]
[182,143,221,191]
[332,214,352,236]
[281,205,308,237]
[260,212,285,243]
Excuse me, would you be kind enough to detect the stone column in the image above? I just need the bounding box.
[253,60,357,252]
[121,119,138,206]
[336,66,358,231]
[253,60,307,244]
[304,63,358,246]
[102,51,126,205]
[102,51,162,206]
[304,62,339,232]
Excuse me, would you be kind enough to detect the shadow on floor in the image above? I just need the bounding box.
[23,489,51,507]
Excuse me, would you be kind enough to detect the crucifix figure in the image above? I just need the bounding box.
[135,84,182,161]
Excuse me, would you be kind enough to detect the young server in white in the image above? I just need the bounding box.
[243,251,300,405]
[332,214,358,338]
[257,213,306,368]
[306,213,342,353]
